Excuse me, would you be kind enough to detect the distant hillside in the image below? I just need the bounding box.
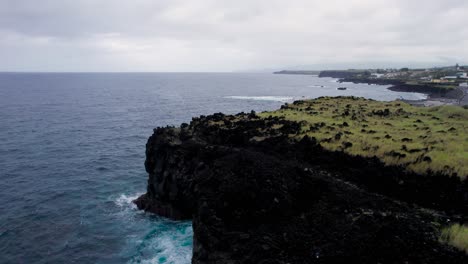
[273,70,367,78]
[318,70,368,78]
[273,70,320,75]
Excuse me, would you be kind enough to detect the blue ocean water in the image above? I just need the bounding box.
[0,73,426,263]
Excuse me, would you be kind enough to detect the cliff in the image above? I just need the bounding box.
[135,98,467,263]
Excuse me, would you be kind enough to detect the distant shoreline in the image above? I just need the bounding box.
[338,77,465,106]
[274,70,466,106]
[273,70,320,76]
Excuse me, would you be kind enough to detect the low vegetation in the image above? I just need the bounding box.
[258,96,468,177]
[440,224,468,254]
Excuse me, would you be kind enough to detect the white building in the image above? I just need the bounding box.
[457,72,467,78]
[371,73,384,78]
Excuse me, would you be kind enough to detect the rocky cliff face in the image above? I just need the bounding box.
[134,111,467,263]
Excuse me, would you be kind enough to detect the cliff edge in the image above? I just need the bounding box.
[135,97,467,263]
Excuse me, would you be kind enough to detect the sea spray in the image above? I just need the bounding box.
[114,193,193,264]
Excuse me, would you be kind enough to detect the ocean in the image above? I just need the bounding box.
[0,72,427,263]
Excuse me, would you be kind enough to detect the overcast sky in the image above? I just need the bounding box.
[1,0,467,72]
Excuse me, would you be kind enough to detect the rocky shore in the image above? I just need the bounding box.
[338,77,465,106]
[135,98,467,263]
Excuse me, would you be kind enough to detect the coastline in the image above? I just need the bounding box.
[273,70,466,106]
[338,77,466,107]
[135,97,467,262]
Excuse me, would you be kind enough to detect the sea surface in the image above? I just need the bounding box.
[0,73,427,263]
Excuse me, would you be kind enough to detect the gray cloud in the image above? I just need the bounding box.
[1,0,467,71]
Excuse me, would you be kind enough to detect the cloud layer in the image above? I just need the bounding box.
[1,0,467,71]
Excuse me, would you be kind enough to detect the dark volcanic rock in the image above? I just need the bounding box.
[135,114,467,263]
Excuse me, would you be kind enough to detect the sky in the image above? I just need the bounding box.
[0,0,467,72]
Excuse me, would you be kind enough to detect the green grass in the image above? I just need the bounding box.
[440,224,468,254]
[258,97,468,177]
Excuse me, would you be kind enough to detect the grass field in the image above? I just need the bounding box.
[258,97,468,177]
[440,224,468,254]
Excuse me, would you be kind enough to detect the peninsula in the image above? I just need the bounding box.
[276,65,468,106]
[135,97,467,263]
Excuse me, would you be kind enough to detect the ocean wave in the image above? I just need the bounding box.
[412,93,428,100]
[115,193,143,209]
[224,96,294,102]
[129,224,193,264]
[113,192,193,264]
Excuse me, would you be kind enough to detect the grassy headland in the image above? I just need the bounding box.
[259,96,467,177]
[141,99,468,261]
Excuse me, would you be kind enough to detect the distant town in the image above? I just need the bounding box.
[275,64,468,88]
[274,64,468,106]
[350,64,467,88]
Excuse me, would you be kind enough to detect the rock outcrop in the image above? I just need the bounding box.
[134,110,467,263]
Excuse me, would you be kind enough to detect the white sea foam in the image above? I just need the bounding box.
[115,193,193,264]
[412,93,428,100]
[115,193,143,209]
[224,95,294,102]
[130,225,193,264]
[140,236,191,263]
